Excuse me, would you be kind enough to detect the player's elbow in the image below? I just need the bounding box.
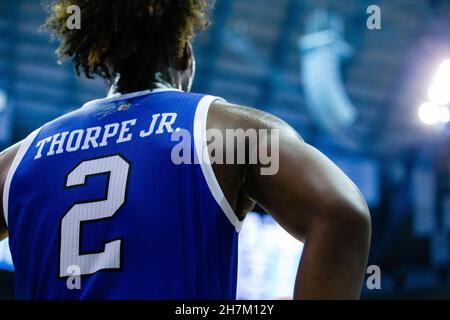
[318,190,372,248]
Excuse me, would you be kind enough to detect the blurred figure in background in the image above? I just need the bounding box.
[237,213,304,300]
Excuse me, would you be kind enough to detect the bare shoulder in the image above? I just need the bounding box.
[209,100,303,141]
[0,143,21,239]
[205,100,306,221]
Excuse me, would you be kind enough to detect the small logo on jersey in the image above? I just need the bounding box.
[118,103,132,112]
[93,101,132,119]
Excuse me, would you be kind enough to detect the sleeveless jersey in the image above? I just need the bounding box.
[3,88,243,299]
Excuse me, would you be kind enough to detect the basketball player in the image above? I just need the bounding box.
[0,0,371,300]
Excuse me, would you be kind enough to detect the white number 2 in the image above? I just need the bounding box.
[59,155,130,278]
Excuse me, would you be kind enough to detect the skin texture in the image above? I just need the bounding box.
[208,102,371,299]
[0,144,19,241]
[0,41,371,300]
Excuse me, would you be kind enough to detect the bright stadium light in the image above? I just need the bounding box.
[419,60,450,125]
[418,102,440,125]
[418,102,449,125]
[428,84,450,106]
[437,105,450,123]
[428,60,450,105]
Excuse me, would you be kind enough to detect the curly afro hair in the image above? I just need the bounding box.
[44,0,211,93]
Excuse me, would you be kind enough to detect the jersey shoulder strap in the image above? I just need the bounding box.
[193,95,244,232]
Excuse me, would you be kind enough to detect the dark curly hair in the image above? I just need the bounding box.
[44,0,211,93]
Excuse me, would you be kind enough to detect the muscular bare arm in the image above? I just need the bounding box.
[209,101,371,300]
[0,144,20,241]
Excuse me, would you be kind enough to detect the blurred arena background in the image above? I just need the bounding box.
[1,0,450,299]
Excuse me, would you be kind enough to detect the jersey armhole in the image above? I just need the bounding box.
[2,128,41,227]
[193,96,244,233]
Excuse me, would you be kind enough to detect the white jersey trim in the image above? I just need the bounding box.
[193,95,244,233]
[82,88,182,109]
[3,128,41,227]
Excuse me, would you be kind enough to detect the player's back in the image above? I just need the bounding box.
[3,88,241,299]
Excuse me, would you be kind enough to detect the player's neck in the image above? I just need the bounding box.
[107,69,182,97]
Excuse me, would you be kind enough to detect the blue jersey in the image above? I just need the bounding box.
[3,88,243,300]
